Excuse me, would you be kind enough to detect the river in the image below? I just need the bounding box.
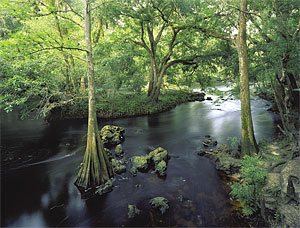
[1,93,279,227]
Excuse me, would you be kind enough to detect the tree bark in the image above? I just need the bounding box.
[75,0,113,190]
[236,0,259,156]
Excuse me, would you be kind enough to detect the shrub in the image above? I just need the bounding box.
[230,154,267,216]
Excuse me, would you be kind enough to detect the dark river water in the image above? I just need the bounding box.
[1,94,279,227]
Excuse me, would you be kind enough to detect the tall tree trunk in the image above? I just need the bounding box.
[75,0,113,190]
[80,76,86,92]
[236,0,259,156]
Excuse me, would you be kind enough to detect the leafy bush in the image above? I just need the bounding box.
[230,154,267,216]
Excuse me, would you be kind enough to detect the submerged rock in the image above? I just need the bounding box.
[155,160,167,176]
[129,167,138,176]
[95,180,113,195]
[149,197,169,214]
[128,204,141,219]
[202,138,217,147]
[112,158,126,174]
[100,125,125,146]
[115,144,124,157]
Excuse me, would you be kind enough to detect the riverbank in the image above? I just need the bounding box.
[45,90,205,121]
[203,135,300,228]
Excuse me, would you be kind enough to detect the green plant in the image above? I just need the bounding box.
[230,154,267,216]
[227,136,239,148]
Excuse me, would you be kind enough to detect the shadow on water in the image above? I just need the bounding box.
[1,97,279,227]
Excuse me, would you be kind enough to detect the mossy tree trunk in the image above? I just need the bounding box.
[236,0,259,156]
[75,0,113,190]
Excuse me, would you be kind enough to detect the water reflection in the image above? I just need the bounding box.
[1,96,278,227]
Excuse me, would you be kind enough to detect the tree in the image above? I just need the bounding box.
[74,0,113,190]
[236,0,259,155]
[248,0,300,140]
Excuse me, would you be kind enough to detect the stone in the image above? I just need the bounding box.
[280,157,300,202]
[129,167,137,176]
[188,92,205,102]
[149,147,169,167]
[155,160,167,177]
[131,155,150,171]
[210,151,241,175]
[278,203,300,228]
[196,148,205,156]
[206,96,213,101]
[128,204,141,219]
[111,158,126,174]
[100,125,125,146]
[149,197,169,214]
[202,138,218,147]
[95,180,113,195]
[104,148,112,159]
[115,144,124,157]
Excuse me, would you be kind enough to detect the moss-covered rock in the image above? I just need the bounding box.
[95,180,113,195]
[128,204,141,219]
[202,137,217,147]
[149,197,169,214]
[111,158,126,174]
[131,155,150,171]
[104,148,112,159]
[129,167,137,176]
[155,160,167,177]
[149,147,169,167]
[100,125,125,146]
[115,144,124,157]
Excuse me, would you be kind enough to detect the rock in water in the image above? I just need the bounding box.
[155,160,167,176]
[115,144,124,157]
[149,197,169,214]
[128,204,141,219]
[100,125,125,146]
[111,158,126,174]
[129,167,137,176]
[202,138,217,147]
[131,155,150,171]
[149,147,169,167]
[95,180,113,195]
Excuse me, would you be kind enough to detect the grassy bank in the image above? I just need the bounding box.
[45,89,205,121]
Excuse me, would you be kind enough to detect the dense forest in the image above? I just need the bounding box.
[1,0,299,227]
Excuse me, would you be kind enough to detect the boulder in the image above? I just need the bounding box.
[95,180,113,195]
[131,155,150,171]
[202,138,217,147]
[210,152,241,175]
[100,125,125,146]
[278,203,300,228]
[280,157,300,202]
[104,148,112,159]
[128,204,141,219]
[149,147,169,167]
[206,96,213,101]
[115,144,124,157]
[196,149,206,156]
[111,158,126,174]
[149,197,169,214]
[129,167,137,176]
[155,160,167,177]
[188,92,205,102]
